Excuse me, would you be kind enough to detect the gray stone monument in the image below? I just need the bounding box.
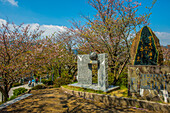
[69,52,119,92]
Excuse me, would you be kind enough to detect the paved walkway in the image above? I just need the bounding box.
[0,94,32,110]
[10,83,43,98]
[0,88,153,113]
[0,83,42,102]
[0,83,42,110]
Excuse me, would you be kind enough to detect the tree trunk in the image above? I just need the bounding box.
[0,88,9,102]
[4,91,9,102]
[4,84,9,102]
[112,76,119,86]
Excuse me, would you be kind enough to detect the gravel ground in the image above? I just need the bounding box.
[0,88,154,113]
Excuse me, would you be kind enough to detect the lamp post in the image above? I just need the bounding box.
[40,75,41,83]
[52,66,54,81]
[31,72,33,79]
[47,73,49,80]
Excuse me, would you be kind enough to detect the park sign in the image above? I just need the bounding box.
[140,74,167,90]
[130,26,163,65]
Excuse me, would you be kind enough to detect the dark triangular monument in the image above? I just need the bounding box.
[130,26,163,65]
[128,26,170,103]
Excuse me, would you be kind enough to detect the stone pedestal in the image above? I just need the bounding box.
[128,65,170,102]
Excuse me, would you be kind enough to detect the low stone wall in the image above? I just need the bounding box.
[61,86,170,112]
[128,65,170,102]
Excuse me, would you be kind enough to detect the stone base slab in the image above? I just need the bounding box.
[69,83,119,92]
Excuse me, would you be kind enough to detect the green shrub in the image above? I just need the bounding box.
[108,72,115,85]
[13,87,27,97]
[32,84,46,90]
[116,72,128,87]
[12,82,22,87]
[48,80,53,85]
[41,79,47,84]
[41,79,53,85]
[53,77,72,88]
[8,95,17,101]
[108,71,128,87]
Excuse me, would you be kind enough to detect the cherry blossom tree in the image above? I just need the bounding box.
[0,22,43,102]
[29,29,78,81]
[49,29,78,79]
[161,45,170,66]
[72,0,156,85]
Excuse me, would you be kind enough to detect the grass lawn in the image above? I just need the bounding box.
[62,85,128,97]
[62,85,170,104]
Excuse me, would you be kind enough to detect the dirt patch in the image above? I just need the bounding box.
[0,88,153,113]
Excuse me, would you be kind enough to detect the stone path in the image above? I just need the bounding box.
[0,83,42,102]
[0,94,32,110]
[9,83,42,98]
[0,88,154,113]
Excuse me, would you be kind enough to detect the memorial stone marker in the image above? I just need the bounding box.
[130,26,163,65]
[128,26,170,102]
[69,52,119,92]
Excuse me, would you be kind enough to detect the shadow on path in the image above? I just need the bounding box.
[0,88,153,113]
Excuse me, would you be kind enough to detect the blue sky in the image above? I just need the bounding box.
[0,0,93,26]
[0,0,170,45]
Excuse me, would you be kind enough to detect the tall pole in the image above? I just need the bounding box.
[47,73,49,80]
[31,72,33,79]
[40,76,41,83]
[52,66,54,81]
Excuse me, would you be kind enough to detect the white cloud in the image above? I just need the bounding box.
[0,18,67,38]
[1,0,18,7]
[154,32,170,46]
[40,24,67,37]
[0,19,7,24]
[22,23,67,38]
[0,19,169,46]
[7,0,18,6]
